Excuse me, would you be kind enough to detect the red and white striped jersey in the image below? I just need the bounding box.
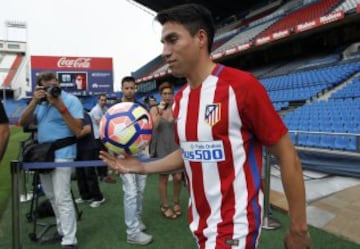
[173,64,287,249]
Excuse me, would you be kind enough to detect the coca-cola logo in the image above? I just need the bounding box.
[57,57,91,68]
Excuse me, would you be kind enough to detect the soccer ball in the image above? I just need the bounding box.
[99,102,152,155]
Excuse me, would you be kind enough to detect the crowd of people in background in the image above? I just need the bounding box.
[14,72,181,248]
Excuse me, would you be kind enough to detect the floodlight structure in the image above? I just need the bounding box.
[2,20,28,102]
[126,0,156,16]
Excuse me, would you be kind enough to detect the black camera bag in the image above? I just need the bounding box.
[23,136,76,173]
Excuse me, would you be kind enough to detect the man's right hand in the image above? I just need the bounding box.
[33,86,46,103]
[99,150,143,174]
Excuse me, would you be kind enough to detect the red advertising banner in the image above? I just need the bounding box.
[255,35,272,46]
[295,20,318,33]
[237,42,251,51]
[357,4,360,13]
[211,52,224,60]
[319,11,344,25]
[224,47,238,56]
[295,11,344,33]
[30,55,113,96]
[271,29,290,41]
[31,56,113,70]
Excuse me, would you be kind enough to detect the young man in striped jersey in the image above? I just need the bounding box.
[100,3,311,249]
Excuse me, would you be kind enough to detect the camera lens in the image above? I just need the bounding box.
[46,86,61,98]
[50,86,61,97]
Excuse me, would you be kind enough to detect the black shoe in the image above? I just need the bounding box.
[51,232,63,242]
[62,244,77,249]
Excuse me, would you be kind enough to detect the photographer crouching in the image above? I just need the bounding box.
[19,72,83,249]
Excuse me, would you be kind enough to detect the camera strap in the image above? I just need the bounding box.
[52,136,77,150]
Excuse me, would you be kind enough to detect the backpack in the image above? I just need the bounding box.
[34,199,55,218]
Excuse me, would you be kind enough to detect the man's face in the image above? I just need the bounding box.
[121,81,136,100]
[161,22,200,78]
[40,78,59,88]
[75,75,86,89]
[98,96,107,107]
[37,78,60,102]
[149,98,157,106]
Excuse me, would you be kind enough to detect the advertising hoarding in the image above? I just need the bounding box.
[30,56,113,96]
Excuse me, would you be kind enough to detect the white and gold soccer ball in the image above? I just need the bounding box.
[99,102,152,155]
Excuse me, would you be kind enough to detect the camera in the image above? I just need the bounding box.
[38,85,61,102]
[158,102,169,110]
[44,85,61,98]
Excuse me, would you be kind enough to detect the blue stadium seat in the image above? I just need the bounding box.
[347,136,358,152]
[334,135,348,151]
[319,122,333,132]
[319,135,335,149]
[288,133,297,145]
[298,134,308,147]
[307,134,321,147]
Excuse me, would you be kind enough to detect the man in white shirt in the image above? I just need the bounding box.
[89,94,116,183]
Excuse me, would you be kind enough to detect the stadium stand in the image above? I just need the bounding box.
[126,0,360,160]
[256,0,343,39]
[334,0,360,13]
[212,18,280,54]
[3,54,23,87]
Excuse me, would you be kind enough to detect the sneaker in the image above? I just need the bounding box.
[139,221,146,231]
[127,231,153,245]
[89,198,106,208]
[262,216,281,230]
[51,232,63,241]
[62,244,77,249]
[75,197,93,204]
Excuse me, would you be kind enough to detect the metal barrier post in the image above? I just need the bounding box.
[11,160,22,249]
[19,140,32,203]
[262,149,271,228]
[262,149,281,230]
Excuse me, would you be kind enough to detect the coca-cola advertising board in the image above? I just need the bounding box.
[30,56,113,96]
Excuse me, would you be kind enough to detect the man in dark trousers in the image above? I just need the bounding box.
[75,110,105,208]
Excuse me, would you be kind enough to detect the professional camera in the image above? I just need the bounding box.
[37,85,62,102]
[44,85,61,98]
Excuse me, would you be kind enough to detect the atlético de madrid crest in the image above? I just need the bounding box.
[204,103,221,126]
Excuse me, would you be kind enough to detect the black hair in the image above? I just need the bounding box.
[155,3,215,53]
[97,93,107,99]
[121,76,135,88]
[36,72,57,86]
[158,81,173,94]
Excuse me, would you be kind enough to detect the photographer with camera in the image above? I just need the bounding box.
[19,72,83,249]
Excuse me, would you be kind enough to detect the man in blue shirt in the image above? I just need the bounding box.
[19,72,83,249]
